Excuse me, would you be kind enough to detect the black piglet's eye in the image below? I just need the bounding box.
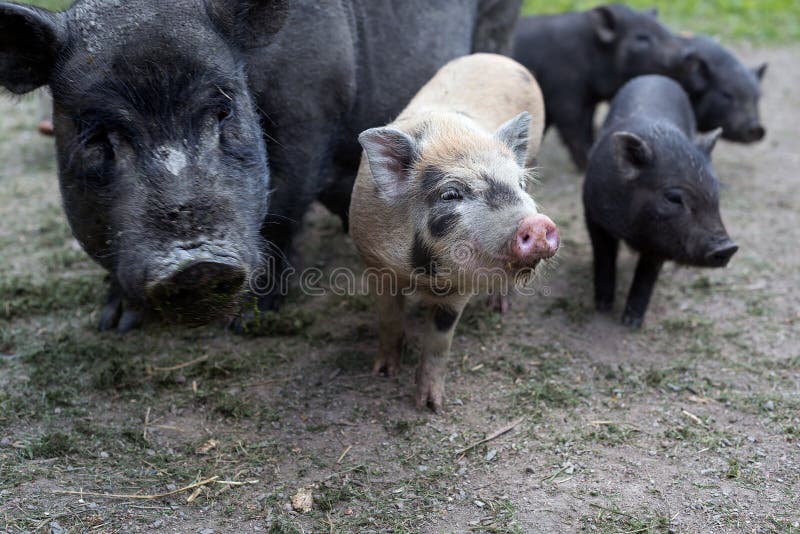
[664,190,683,205]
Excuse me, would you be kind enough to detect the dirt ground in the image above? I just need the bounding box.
[1,45,798,533]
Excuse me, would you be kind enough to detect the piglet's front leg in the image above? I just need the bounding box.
[415,297,469,413]
[373,292,405,377]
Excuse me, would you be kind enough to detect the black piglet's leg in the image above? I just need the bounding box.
[622,255,664,328]
[586,219,619,312]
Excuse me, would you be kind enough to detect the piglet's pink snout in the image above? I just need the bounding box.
[512,214,560,261]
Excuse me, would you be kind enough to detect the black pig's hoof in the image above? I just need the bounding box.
[621,312,644,329]
[595,299,613,313]
[98,287,142,334]
[117,309,143,333]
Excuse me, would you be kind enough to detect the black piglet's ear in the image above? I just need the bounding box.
[589,6,618,44]
[612,131,653,180]
[207,0,289,47]
[0,3,66,94]
[681,50,711,93]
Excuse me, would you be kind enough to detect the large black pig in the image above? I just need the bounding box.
[0,0,521,332]
[584,75,737,328]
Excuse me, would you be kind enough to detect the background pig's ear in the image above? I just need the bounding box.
[681,51,711,93]
[695,128,722,157]
[208,0,289,47]
[612,132,653,180]
[0,3,65,94]
[753,63,768,82]
[494,111,531,167]
[359,127,418,202]
[589,6,618,44]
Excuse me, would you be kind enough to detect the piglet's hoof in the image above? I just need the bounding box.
[38,119,54,136]
[415,366,445,414]
[372,355,400,377]
[595,299,613,313]
[487,292,511,314]
[621,312,644,329]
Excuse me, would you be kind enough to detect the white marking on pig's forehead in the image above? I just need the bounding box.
[156,146,188,177]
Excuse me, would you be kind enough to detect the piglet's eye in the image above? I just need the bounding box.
[635,33,652,44]
[519,178,528,190]
[441,188,463,201]
[664,190,684,205]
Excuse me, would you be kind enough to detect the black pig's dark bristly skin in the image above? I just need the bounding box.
[673,35,767,143]
[583,75,738,328]
[0,0,521,332]
[513,4,682,170]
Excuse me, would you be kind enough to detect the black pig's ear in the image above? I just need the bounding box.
[359,127,419,202]
[494,111,531,167]
[696,128,722,157]
[753,63,768,81]
[589,6,618,44]
[681,50,711,93]
[207,0,289,47]
[646,7,659,18]
[0,3,65,94]
[612,131,653,180]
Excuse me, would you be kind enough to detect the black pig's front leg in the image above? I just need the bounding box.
[415,296,470,413]
[551,96,596,171]
[622,254,663,328]
[586,219,619,312]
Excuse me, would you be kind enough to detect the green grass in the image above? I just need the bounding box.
[20,0,800,43]
[522,0,800,43]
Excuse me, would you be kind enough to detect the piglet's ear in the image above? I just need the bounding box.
[753,63,767,82]
[359,127,418,202]
[696,127,722,157]
[589,6,618,44]
[646,7,659,18]
[680,50,711,93]
[0,3,65,94]
[494,111,531,167]
[208,0,289,47]
[612,131,653,180]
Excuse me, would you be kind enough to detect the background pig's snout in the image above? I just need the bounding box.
[705,239,738,267]
[747,124,765,142]
[512,214,560,262]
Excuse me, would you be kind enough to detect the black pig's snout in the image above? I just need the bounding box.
[705,240,738,267]
[145,247,248,323]
[747,124,765,142]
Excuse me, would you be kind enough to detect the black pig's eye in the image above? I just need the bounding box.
[635,33,652,44]
[217,104,234,125]
[86,129,114,160]
[664,189,684,206]
[441,188,463,201]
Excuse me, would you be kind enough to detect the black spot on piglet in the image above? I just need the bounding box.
[484,177,518,210]
[411,232,437,276]
[433,304,459,331]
